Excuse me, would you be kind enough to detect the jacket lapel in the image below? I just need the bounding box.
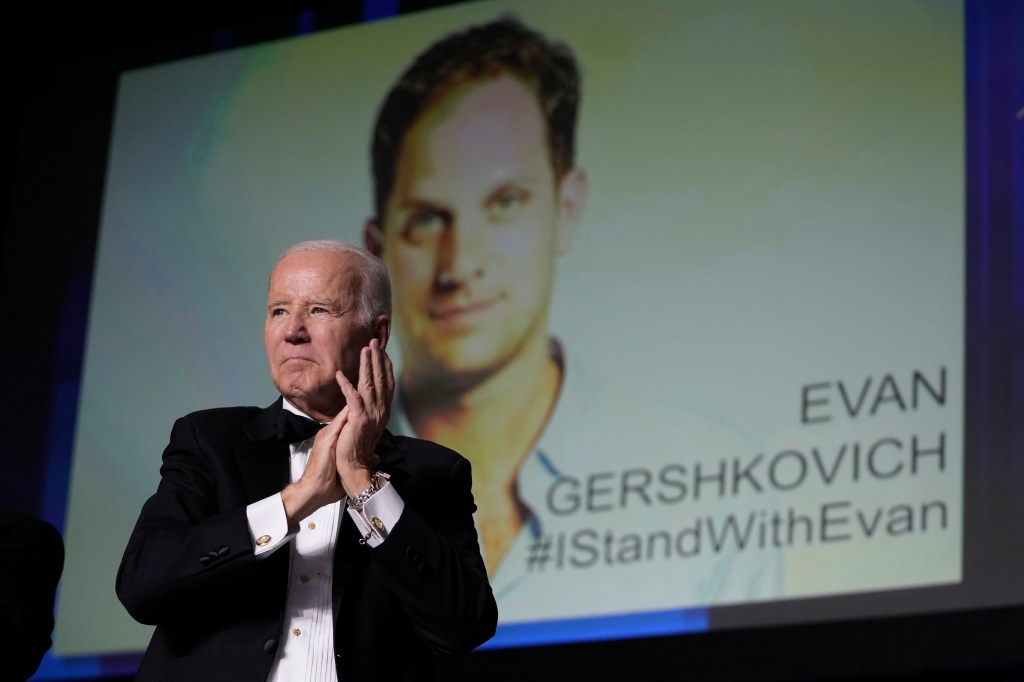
[376,429,408,491]
[236,398,290,503]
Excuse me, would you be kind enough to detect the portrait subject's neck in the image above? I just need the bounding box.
[401,335,562,481]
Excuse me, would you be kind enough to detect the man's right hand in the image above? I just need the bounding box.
[280,413,348,528]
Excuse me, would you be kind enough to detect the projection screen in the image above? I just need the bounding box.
[51,0,976,664]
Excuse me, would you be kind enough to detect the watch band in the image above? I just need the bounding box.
[347,472,382,511]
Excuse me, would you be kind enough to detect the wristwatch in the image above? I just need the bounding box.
[347,472,383,511]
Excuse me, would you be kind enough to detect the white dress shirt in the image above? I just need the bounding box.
[387,341,782,624]
[245,399,404,681]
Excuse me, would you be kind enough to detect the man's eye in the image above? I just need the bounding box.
[311,307,327,315]
[488,188,528,221]
[403,210,446,243]
[271,308,287,317]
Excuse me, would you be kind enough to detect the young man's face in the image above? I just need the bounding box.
[369,75,584,389]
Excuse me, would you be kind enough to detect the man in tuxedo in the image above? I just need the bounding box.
[117,241,496,681]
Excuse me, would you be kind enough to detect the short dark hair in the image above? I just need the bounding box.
[370,16,581,220]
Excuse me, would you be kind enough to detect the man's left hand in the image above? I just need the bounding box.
[334,338,395,496]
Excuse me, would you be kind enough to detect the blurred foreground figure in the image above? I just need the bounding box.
[0,509,64,682]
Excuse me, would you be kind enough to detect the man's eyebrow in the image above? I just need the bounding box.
[266,298,338,308]
[494,175,540,188]
[396,196,450,212]
[397,176,540,208]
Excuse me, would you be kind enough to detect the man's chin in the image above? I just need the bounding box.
[278,382,342,412]
[405,353,506,394]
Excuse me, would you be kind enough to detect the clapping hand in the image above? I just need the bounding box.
[333,338,395,496]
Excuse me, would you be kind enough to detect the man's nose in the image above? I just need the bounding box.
[284,313,310,343]
[436,224,485,288]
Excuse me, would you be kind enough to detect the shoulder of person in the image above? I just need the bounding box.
[168,405,269,444]
[178,405,265,426]
[386,432,466,469]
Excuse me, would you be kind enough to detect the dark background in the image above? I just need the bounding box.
[3,1,1022,680]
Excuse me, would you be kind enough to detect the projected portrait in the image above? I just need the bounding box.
[364,18,586,579]
[365,17,780,618]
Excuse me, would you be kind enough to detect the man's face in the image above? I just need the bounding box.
[369,75,584,387]
[264,250,379,419]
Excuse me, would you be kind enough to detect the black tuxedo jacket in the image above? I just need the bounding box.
[116,398,496,681]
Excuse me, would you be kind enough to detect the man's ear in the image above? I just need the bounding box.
[556,166,588,255]
[364,218,384,257]
[373,314,391,349]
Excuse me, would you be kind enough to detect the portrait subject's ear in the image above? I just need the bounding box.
[556,166,588,255]
[364,218,385,257]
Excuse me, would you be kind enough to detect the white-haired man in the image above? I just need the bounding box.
[117,240,496,681]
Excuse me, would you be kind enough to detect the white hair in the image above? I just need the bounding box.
[276,240,391,324]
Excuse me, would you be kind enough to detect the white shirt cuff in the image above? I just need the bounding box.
[346,481,404,548]
[246,493,294,558]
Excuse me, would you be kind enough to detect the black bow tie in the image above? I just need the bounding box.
[277,410,327,443]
